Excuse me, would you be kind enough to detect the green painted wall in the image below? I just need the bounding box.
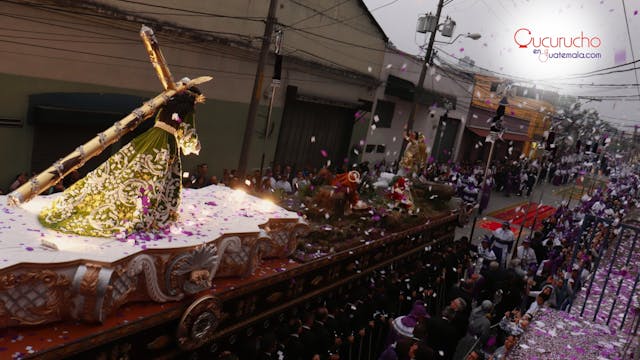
[0,72,281,191]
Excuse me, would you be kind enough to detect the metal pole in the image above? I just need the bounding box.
[258,31,283,181]
[259,84,278,181]
[620,271,640,331]
[593,227,625,322]
[238,0,278,176]
[482,139,496,188]
[513,160,544,257]
[567,216,594,312]
[607,277,625,326]
[579,218,609,316]
[477,137,496,211]
[468,216,478,243]
[625,233,638,266]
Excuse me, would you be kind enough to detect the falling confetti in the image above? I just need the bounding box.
[435,74,442,82]
[614,49,627,65]
[367,66,373,72]
[634,9,638,15]
[459,47,464,52]
[311,136,316,143]
[392,136,397,142]
[371,124,377,131]
[373,115,380,123]
[401,63,407,71]
[386,64,392,69]
[320,149,328,157]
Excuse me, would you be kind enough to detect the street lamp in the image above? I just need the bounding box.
[434,32,482,44]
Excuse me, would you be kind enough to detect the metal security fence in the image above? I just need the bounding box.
[567,214,640,336]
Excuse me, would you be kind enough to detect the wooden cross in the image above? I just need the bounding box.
[8,26,211,205]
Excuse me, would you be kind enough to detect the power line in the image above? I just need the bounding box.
[280,24,386,53]
[479,0,510,28]
[0,10,262,64]
[0,38,367,86]
[2,1,259,41]
[287,0,351,27]
[297,0,400,31]
[1,4,384,86]
[111,0,265,21]
[435,45,640,87]
[7,0,397,73]
[621,0,640,102]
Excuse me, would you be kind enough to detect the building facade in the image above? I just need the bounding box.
[0,0,388,189]
[458,74,556,164]
[361,47,472,167]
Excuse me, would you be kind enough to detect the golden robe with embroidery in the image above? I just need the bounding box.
[38,110,200,237]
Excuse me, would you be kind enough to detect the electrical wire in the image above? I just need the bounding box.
[280,24,387,53]
[621,0,640,102]
[0,10,263,65]
[0,33,374,87]
[2,0,260,41]
[287,0,352,27]
[296,0,400,31]
[110,0,266,21]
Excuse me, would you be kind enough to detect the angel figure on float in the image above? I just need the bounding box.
[398,130,427,177]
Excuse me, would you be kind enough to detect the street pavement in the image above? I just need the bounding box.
[454,181,582,245]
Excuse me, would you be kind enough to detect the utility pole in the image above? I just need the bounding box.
[405,0,444,133]
[238,0,278,176]
[259,30,283,180]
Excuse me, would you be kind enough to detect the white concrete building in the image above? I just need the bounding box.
[361,46,473,167]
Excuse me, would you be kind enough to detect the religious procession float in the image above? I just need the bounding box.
[0,27,461,359]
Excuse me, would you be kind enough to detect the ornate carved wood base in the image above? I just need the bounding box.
[37,213,457,359]
[0,218,307,329]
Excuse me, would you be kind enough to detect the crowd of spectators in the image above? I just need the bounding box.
[4,148,635,360]
[202,165,639,360]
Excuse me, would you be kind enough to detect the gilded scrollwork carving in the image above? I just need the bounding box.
[166,237,242,296]
[127,254,182,302]
[259,220,309,259]
[0,270,70,326]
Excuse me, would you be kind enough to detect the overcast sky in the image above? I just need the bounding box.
[364,0,640,129]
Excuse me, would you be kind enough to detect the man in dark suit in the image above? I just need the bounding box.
[284,319,304,360]
[300,311,319,360]
[426,307,457,360]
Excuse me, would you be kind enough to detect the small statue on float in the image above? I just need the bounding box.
[398,130,427,177]
[388,176,414,209]
[310,169,366,219]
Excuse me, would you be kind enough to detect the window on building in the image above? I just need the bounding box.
[376,145,386,153]
[489,82,500,92]
[373,100,395,128]
[365,144,376,153]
